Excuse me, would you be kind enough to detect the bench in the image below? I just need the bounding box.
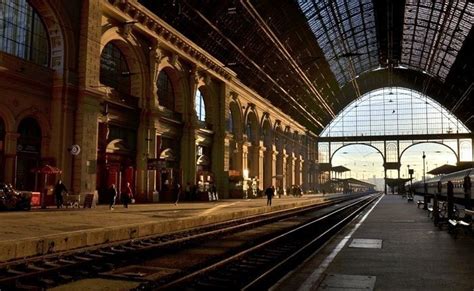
[448,219,472,239]
[427,204,434,218]
[417,200,425,208]
[465,209,474,219]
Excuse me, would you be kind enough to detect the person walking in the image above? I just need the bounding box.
[122,182,133,208]
[174,182,182,205]
[53,180,68,208]
[109,184,117,210]
[265,186,274,206]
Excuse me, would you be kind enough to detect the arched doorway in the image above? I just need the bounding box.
[97,41,139,203]
[157,139,181,202]
[104,138,136,202]
[16,118,42,190]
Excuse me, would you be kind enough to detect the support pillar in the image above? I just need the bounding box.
[3,132,19,185]
[257,141,265,191]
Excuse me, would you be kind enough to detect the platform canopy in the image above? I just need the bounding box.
[331,166,350,173]
[386,178,411,188]
[139,0,474,133]
[428,162,474,175]
[427,164,458,175]
[333,178,375,188]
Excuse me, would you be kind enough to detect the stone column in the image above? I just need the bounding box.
[181,121,197,186]
[242,141,250,174]
[277,149,288,194]
[136,119,156,202]
[295,155,302,186]
[234,139,243,174]
[73,0,102,196]
[271,147,278,188]
[181,69,199,186]
[50,75,75,190]
[263,144,274,189]
[286,153,295,189]
[3,132,19,185]
[257,141,265,191]
[72,90,101,195]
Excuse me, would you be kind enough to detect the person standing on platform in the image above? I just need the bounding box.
[122,182,133,208]
[174,182,182,205]
[211,183,218,201]
[109,184,117,211]
[53,180,67,208]
[265,186,274,206]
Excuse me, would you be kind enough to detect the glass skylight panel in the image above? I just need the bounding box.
[297,0,379,87]
[401,0,474,81]
[320,87,470,137]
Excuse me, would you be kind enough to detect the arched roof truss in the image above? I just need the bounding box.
[298,0,379,86]
[321,87,470,137]
[401,1,474,81]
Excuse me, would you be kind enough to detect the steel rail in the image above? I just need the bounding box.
[154,194,379,290]
[0,195,364,289]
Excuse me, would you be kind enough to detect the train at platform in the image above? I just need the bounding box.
[411,168,473,204]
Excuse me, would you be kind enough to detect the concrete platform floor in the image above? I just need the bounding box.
[0,194,329,262]
[275,194,474,291]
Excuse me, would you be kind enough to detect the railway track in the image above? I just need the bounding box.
[0,193,376,290]
[138,194,380,290]
[0,197,366,290]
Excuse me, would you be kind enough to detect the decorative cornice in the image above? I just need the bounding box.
[107,0,235,81]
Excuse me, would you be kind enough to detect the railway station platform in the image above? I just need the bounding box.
[276,194,474,291]
[0,194,329,263]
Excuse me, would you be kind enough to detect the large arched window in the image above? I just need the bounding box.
[321,87,471,137]
[157,70,175,111]
[227,109,234,133]
[195,89,206,122]
[100,43,130,94]
[0,0,49,66]
[246,122,253,142]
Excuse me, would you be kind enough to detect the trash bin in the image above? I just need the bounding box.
[153,191,159,202]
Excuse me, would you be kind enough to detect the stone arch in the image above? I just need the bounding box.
[0,105,16,133]
[100,28,148,100]
[159,148,177,161]
[274,124,284,151]
[330,143,385,164]
[157,56,187,115]
[244,108,260,144]
[27,0,71,72]
[283,126,293,152]
[399,141,458,161]
[106,139,131,155]
[15,107,51,142]
[262,117,273,144]
[229,99,243,139]
[196,83,218,127]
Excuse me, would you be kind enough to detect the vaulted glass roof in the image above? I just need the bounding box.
[401,0,474,81]
[298,0,380,86]
[321,87,471,137]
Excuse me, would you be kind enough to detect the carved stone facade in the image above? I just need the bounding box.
[0,0,319,202]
